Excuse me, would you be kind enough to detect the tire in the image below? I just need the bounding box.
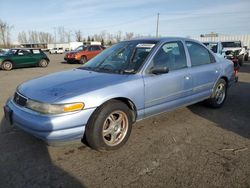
[39,59,48,67]
[244,54,248,61]
[238,56,244,66]
[80,56,87,64]
[206,78,227,108]
[85,100,133,151]
[1,61,13,71]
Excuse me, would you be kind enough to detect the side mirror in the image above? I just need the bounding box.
[18,52,24,56]
[151,66,169,75]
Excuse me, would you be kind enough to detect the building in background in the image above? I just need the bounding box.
[192,33,250,48]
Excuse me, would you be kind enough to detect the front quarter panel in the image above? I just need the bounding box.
[55,74,145,120]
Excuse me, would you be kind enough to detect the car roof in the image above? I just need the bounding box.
[11,48,41,50]
[124,37,200,44]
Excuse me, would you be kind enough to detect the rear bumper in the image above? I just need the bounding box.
[5,99,95,144]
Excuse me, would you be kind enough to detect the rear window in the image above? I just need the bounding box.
[222,41,241,48]
[32,49,41,54]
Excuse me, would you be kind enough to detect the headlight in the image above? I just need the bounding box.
[26,99,84,114]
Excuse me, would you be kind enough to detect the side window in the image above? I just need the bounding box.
[153,41,187,71]
[18,49,31,55]
[89,46,100,51]
[32,49,41,54]
[186,41,212,66]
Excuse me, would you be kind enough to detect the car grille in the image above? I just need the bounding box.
[14,92,27,107]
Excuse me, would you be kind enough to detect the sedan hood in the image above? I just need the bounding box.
[18,69,130,103]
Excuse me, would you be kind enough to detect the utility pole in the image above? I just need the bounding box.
[156,13,160,38]
[53,27,57,47]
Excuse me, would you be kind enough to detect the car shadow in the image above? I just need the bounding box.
[239,61,250,73]
[0,117,85,187]
[188,80,250,139]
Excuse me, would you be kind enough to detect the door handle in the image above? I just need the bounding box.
[184,75,191,80]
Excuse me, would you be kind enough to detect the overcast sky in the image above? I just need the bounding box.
[0,0,250,42]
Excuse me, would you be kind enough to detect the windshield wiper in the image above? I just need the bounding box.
[78,67,98,72]
[120,69,136,74]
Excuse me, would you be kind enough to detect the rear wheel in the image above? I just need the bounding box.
[206,78,227,108]
[238,56,244,66]
[1,61,13,71]
[85,100,133,151]
[80,56,87,64]
[39,59,48,67]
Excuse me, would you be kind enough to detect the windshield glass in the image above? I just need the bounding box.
[79,40,157,74]
[222,41,241,48]
[75,45,87,51]
[5,49,17,55]
[203,42,218,53]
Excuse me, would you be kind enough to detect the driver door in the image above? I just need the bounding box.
[143,41,193,117]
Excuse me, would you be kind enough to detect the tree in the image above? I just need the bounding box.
[0,19,13,47]
[75,30,82,42]
[87,36,91,42]
[101,38,104,46]
[18,31,28,43]
[124,32,134,40]
[115,31,122,42]
[58,26,66,43]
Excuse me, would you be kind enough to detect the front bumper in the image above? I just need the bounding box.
[64,57,79,63]
[5,99,95,144]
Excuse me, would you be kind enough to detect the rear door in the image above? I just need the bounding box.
[143,41,193,117]
[87,46,102,59]
[185,41,220,100]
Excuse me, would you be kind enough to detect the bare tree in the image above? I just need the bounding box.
[75,30,82,42]
[28,31,39,43]
[58,26,66,43]
[18,31,28,43]
[0,19,13,47]
[18,30,53,44]
[115,31,122,42]
[124,32,134,40]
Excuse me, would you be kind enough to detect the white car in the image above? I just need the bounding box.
[49,48,64,54]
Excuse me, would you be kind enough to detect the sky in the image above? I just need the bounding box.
[0,0,250,42]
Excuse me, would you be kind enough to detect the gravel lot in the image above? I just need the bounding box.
[0,54,249,188]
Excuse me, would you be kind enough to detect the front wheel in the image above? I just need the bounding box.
[85,100,133,151]
[206,78,227,108]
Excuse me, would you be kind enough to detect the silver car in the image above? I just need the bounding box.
[4,38,235,150]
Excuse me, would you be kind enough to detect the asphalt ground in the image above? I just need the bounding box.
[0,54,249,187]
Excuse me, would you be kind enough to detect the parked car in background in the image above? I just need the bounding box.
[4,38,235,150]
[203,41,248,66]
[203,42,223,56]
[0,48,49,71]
[64,45,105,64]
[221,41,248,66]
[49,47,64,54]
[0,49,5,55]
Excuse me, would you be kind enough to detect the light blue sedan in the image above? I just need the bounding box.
[4,38,235,150]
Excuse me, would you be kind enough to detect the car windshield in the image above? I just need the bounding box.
[75,45,87,51]
[222,41,241,48]
[78,40,157,74]
[5,49,17,55]
[203,42,218,53]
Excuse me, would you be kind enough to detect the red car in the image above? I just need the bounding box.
[64,45,105,64]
